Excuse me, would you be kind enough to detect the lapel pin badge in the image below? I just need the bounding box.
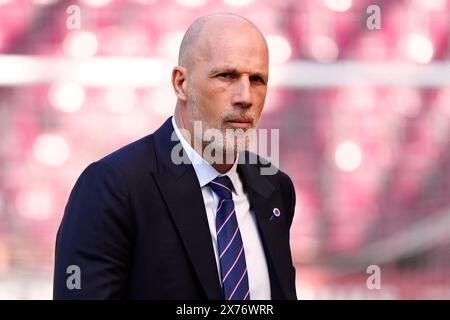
[270,208,281,221]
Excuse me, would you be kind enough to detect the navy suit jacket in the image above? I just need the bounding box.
[53,117,297,299]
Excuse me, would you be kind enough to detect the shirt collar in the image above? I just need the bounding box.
[171,116,240,194]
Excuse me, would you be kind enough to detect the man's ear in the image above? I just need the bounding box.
[172,66,188,102]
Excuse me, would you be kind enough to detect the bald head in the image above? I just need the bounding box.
[178,13,267,68]
[172,13,269,172]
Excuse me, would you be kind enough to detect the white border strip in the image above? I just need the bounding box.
[1,55,450,87]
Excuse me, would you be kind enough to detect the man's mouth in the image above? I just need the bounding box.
[225,118,253,129]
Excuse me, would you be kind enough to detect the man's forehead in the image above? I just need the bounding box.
[200,33,267,67]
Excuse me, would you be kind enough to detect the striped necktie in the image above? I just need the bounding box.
[208,176,250,300]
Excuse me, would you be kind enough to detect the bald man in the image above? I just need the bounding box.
[53,13,297,300]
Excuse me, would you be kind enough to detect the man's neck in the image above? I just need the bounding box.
[211,156,236,174]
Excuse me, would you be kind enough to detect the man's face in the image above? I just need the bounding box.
[185,21,269,155]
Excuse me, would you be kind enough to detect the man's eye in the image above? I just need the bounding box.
[250,76,265,84]
[218,73,235,79]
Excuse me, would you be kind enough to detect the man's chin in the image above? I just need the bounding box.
[224,141,249,155]
[200,141,245,163]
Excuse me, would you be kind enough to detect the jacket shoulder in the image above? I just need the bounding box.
[97,134,157,175]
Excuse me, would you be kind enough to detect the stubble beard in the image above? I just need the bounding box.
[187,87,257,164]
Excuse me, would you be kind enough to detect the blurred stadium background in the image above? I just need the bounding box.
[1,0,450,299]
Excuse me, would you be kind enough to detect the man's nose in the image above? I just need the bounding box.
[232,76,252,108]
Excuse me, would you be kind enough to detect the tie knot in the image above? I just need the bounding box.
[208,176,234,200]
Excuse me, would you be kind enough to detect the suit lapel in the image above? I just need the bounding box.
[151,118,222,299]
[238,160,294,299]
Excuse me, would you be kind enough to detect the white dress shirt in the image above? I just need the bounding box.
[171,116,271,299]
